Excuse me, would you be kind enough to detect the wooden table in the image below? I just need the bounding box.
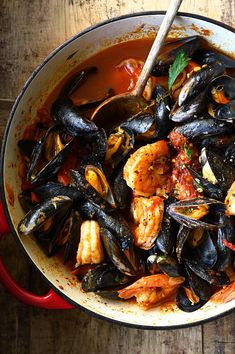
[0,1,234,353]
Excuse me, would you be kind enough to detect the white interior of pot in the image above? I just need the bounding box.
[2,13,235,328]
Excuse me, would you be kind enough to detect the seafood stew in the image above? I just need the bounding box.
[17,35,235,312]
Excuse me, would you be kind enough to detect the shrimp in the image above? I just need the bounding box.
[210,281,235,303]
[123,140,170,197]
[131,196,164,249]
[118,274,185,310]
[76,220,104,267]
[225,181,235,216]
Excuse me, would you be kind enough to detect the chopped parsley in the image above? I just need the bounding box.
[184,143,193,160]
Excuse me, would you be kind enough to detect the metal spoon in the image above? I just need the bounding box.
[91,0,183,130]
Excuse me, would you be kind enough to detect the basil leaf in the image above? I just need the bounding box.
[168,50,191,90]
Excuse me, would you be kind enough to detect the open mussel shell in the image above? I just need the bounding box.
[200,146,235,193]
[215,100,235,122]
[153,85,173,139]
[100,227,137,276]
[83,159,116,208]
[51,97,98,137]
[105,127,134,169]
[209,75,235,102]
[187,167,224,201]
[27,125,73,183]
[185,265,212,301]
[185,258,230,286]
[167,198,226,229]
[49,209,82,263]
[151,35,202,75]
[170,89,208,123]
[18,196,73,236]
[176,286,207,312]
[173,115,235,140]
[70,169,114,211]
[81,263,131,292]
[61,66,97,97]
[178,61,225,106]
[200,134,235,151]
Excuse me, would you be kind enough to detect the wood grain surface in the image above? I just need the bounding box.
[0,1,234,354]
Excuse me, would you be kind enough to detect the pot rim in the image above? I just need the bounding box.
[1,11,234,329]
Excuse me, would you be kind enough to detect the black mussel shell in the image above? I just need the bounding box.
[201,146,235,193]
[153,85,173,139]
[152,36,202,75]
[82,263,131,292]
[185,258,230,286]
[209,75,235,102]
[187,167,224,201]
[51,97,98,137]
[49,209,82,263]
[200,134,235,151]
[195,231,217,269]
[216,215,235,271]
[173,116,235,140]
[82,158,116,208]
[176,286,207,312]
[215,100,235,122]
[176,225,191,263]
[178,61,225,106]
[120,113,155,135]
[185,266,212,301]
[154,196,178,255]
[197,49,235,68]
[18,192,36,213]
[18,196,73,236]
[112,163,132,210]
[89,128,107,163]
[105,127,134,169]
[61,66,97,97]
[34,182,83,202]
[100,228,137,276]
[170,90,208,123]
[78,201,134,252]
[157,255,182,277]
[70,169,114,211]
[167,198,226,229]
[27,125,73,183]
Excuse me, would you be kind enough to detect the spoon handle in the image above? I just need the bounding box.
[133,0,183,97]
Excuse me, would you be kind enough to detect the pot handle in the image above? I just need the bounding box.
[0,202,75,309]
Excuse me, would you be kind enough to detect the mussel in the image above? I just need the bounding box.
[167,198,226,229]
[173,116,235,140]
[105,127,134,169]
[153,85,173,139]
[18,196,73,236]
[196,49,235,68]
[178,61,225,106]
[51,97,98,137]
[176,286,207,312]
[61,66,97,97]
[100,227,138,276]
[26,126,73,183]
[152,36,202,75]
[82,263,131,292]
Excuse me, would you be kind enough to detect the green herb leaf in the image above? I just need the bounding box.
[184,143,193,160]
[168,50,191,90]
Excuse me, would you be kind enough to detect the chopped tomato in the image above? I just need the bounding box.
[223,239,235,251]
[57,149,80,186]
